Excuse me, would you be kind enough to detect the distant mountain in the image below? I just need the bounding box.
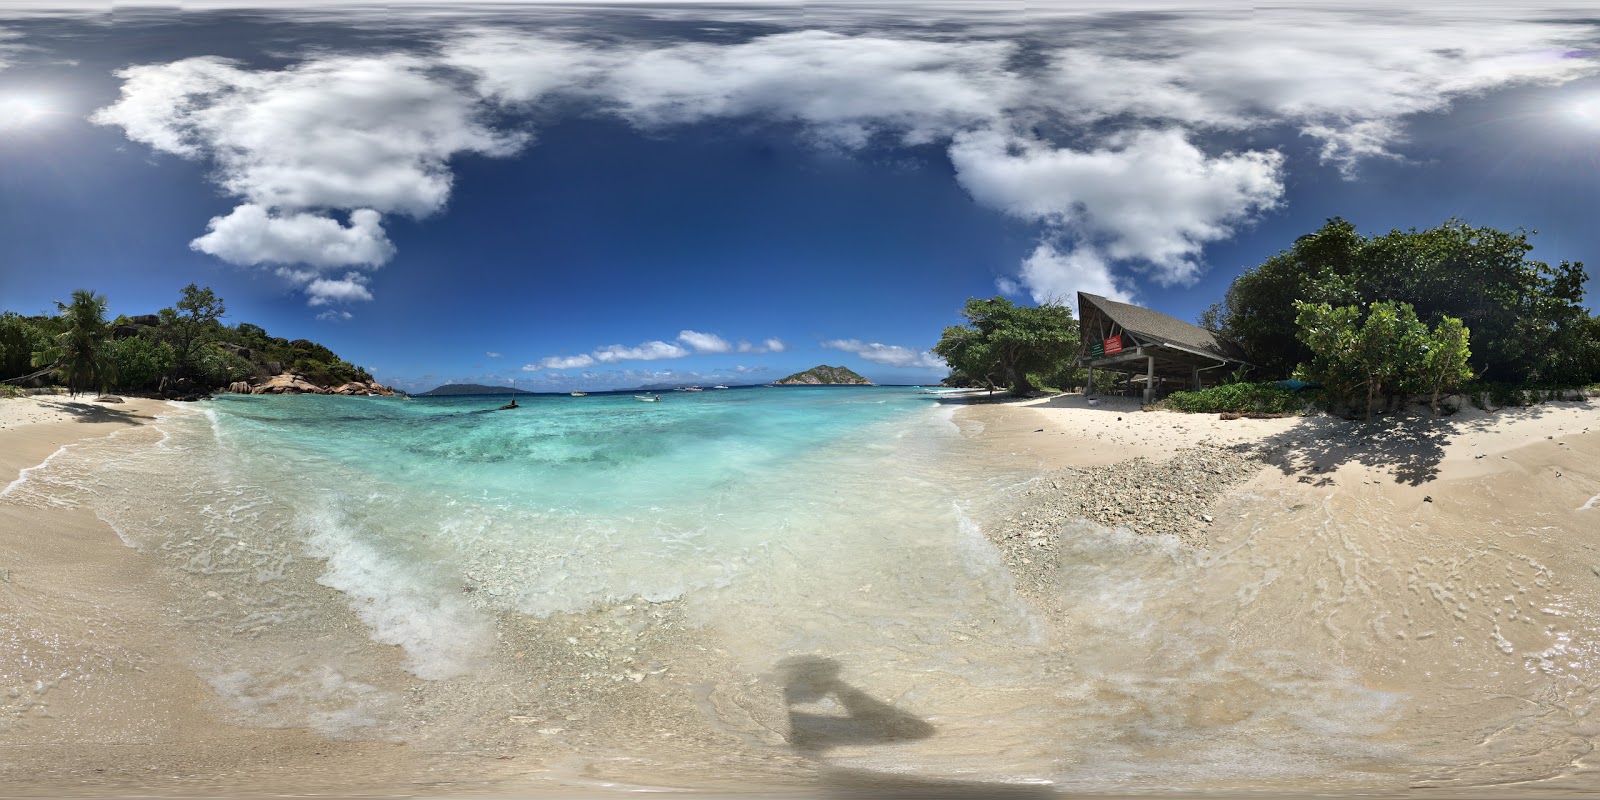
[775,365,874,385]
[418,383,533,396]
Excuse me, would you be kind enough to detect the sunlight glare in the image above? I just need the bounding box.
[0,92,54,130]
[1569,92,1600,129]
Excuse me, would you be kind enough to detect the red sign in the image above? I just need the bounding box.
[1103,335,1123,355]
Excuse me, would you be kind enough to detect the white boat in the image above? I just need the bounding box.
[634,395,661,402]
[713,385,729,389]
[570,391,587,396]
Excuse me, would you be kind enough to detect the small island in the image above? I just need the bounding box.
[775,365,873,385]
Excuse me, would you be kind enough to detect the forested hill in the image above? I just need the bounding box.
[775,365,874,385]
[418,383,532,396]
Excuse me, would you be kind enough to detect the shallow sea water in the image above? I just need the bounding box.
[5,388,1599,796]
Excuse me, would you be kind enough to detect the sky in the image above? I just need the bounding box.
[1,1,1599,392]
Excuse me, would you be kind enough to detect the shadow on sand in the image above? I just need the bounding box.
[777,656,1056,799]
[34,399,153,426]
[1237,404,1567,487]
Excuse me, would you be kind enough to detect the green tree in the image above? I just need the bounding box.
[1294,300,1429,422]
[101,336,176,393]
[159,283,226,375]
[0,312,48,380]
[34,289,117,396]
[1212,218,1593,384]
[934,297,1078,395]
[1420,316,1473,417]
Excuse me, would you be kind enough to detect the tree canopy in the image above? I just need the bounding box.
[934,297,1078,395]
[33,289,116,396]
[1206,218,1597,385]
[1294,300,1474,420]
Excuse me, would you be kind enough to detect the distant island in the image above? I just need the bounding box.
[419,383,534,396]
[775,365,873,385]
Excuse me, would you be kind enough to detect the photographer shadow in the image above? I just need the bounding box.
[778,656,1056,799]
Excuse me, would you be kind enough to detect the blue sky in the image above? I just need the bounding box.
[1,2,1598,392]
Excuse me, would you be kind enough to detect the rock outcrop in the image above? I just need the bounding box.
[227,381,253,394]
[250,373,396,396]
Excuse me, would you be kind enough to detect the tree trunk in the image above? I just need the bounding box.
[1366,378,1376,422]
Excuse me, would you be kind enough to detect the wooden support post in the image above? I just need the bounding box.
[1193,365,1202,391]
[1086,367,1094,397]
[1144,356,1155,405]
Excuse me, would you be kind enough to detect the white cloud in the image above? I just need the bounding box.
[485,351,502,358]
[594,340,690,362]
[822,339,945,370]
[93,52,524,294]
[593,30,1020,148]
[530,329,785,370]
[316,309,353,321]
[526,354,596,371]
[191,205,395,269]
[1038,9,1600,174]
[949,127,1284,286]
[677,329,732,354]
[1016,242,1135,309]
[306,272,374,305]
[94,8,1600,306]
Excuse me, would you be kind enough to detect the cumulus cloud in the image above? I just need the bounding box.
[93,52,524,303]
[1016,243,1135,309]
[822,339,945,370]
[93,7,1600,307]
[306,272,375,305]
[485,351,502,358]
[527,354,596,371]
[594,340,690,362]
[316,309,353,321]
[677,329,732,354]
[191,205,395,268]
[762,338,787,353]
[949,128,1284,286]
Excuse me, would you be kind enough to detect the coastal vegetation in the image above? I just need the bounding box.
[934,297,1078,395]
[1,285,374,397]
[1201,218,1600,386]
[775,365,873,385]
[1161,382,1313,416]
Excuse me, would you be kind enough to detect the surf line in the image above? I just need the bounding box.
[1,442,78,498]
[1579,495,1600,512]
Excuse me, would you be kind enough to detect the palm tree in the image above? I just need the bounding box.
[33,289,116,396]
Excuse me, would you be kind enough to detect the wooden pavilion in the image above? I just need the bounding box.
[1076,292,1253,405]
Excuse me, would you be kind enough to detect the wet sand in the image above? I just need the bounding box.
[1,397,473,797]
[5,392,1600,797]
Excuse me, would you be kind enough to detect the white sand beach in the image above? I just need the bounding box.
[4,391,1600,796]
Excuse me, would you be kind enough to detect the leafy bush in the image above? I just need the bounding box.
[1163,382,1313,414]
[195,345,257,386]
[101,336,176,392]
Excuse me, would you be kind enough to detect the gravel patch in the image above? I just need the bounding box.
[987,447,1264,598]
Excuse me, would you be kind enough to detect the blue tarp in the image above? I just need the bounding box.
[1275,379,1320,391]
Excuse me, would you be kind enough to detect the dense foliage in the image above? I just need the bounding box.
[1163,382,1312,415]
[1204,218,1599,385]
[1293,300,1474,420]
[934,297,1078,394]
[2,285,372,395]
